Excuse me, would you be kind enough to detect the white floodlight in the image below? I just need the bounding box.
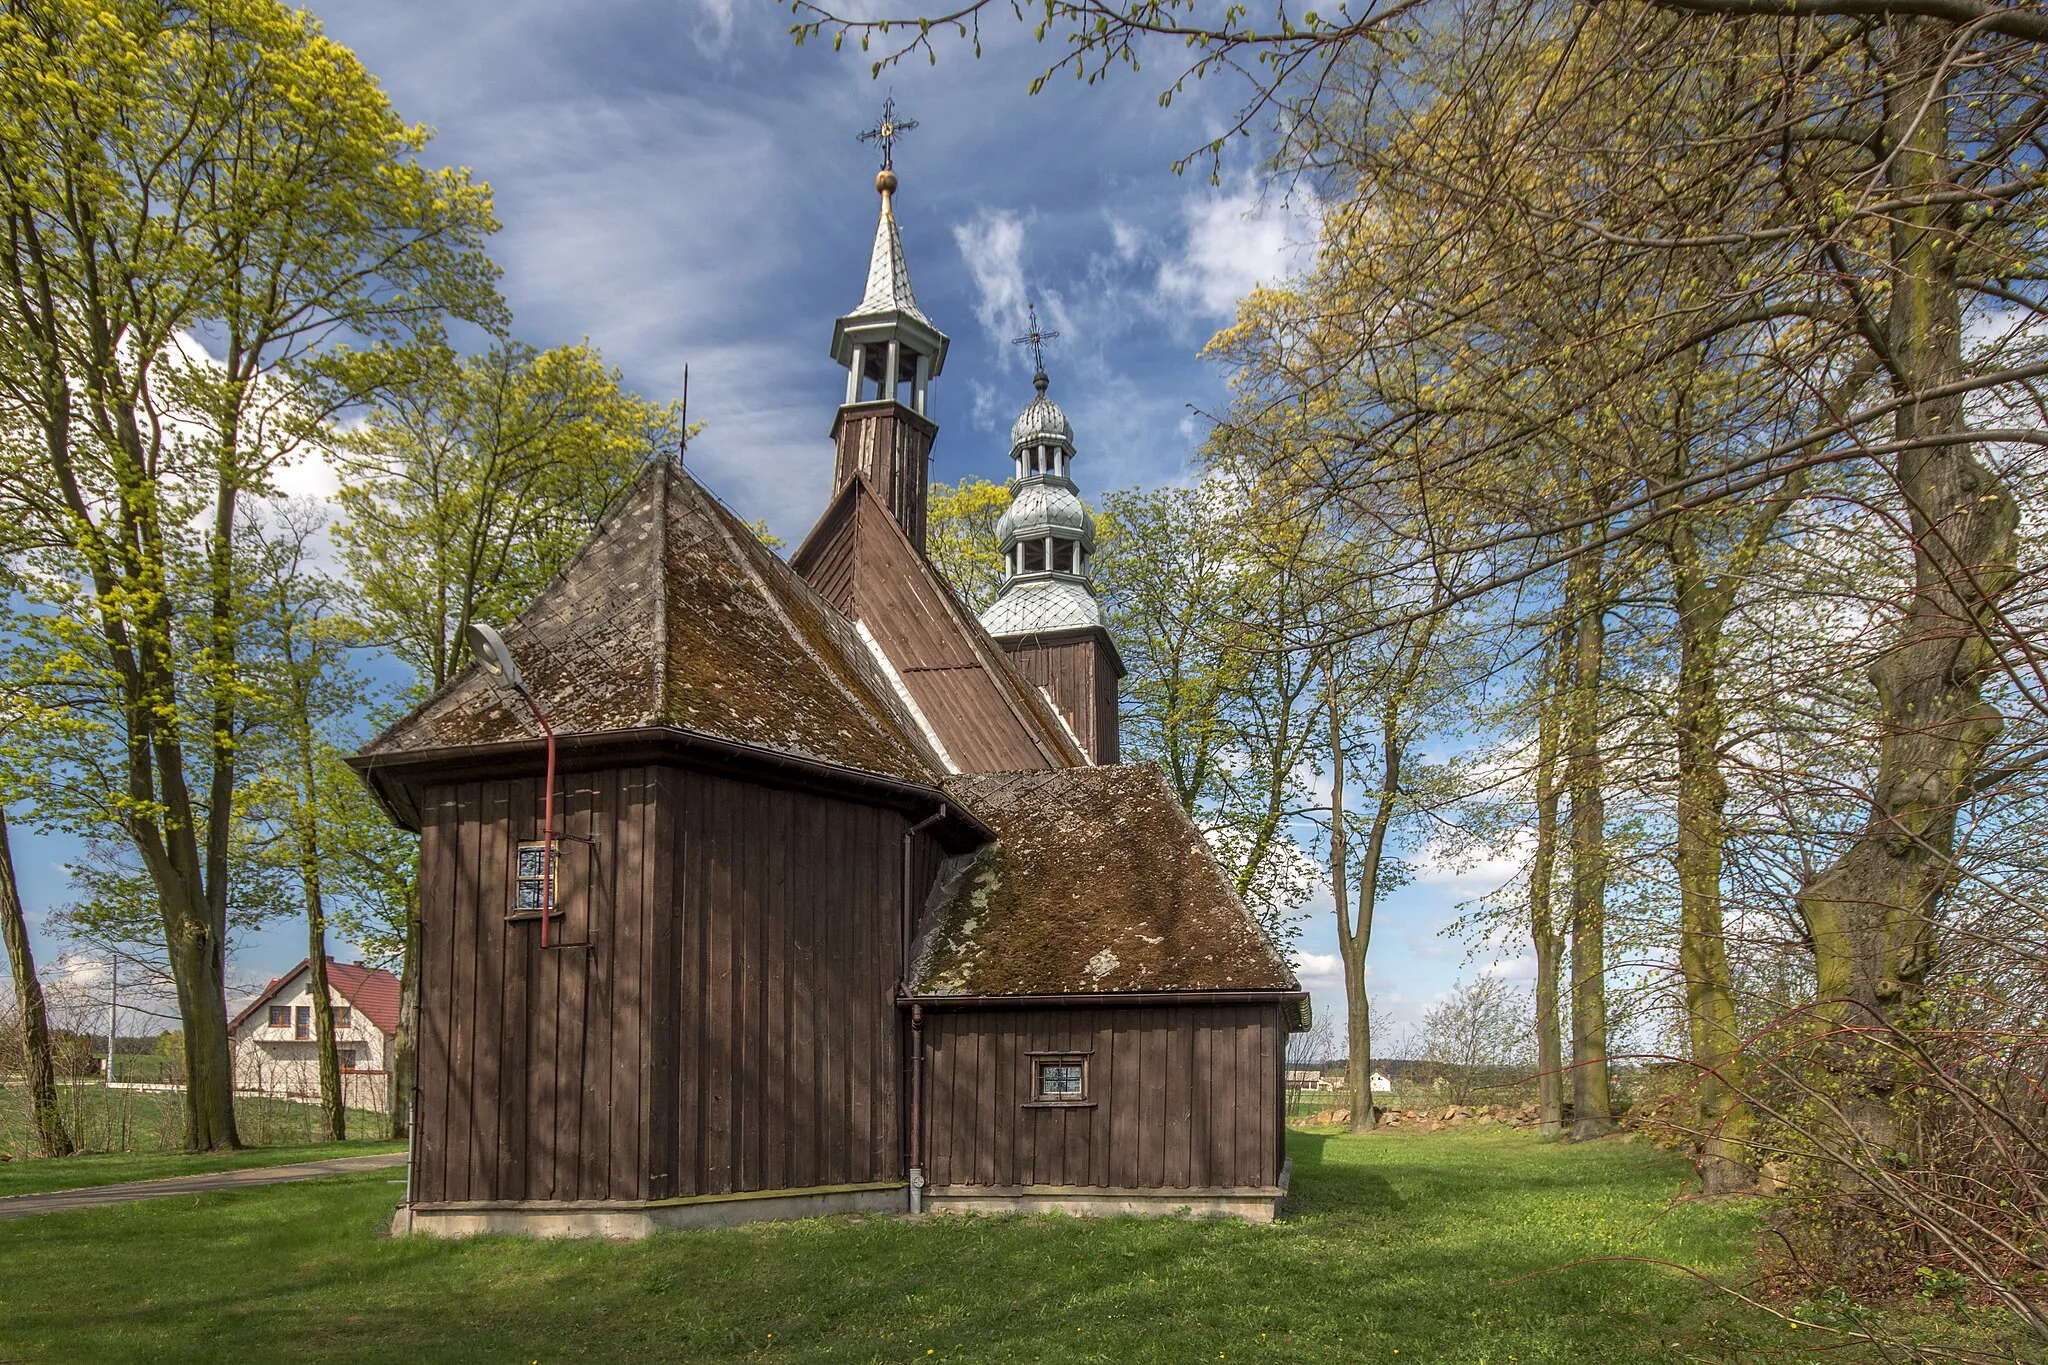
[461,620,564,948]
[465,622,524,690]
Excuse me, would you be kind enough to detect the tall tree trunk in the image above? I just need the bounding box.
[284,649,346,1142]
[161,893,238,1150]
[390,888,419,1140]
[1793,19,2018,1154]
[1671,585,1754,1191]
[1327,664,1375,1132]
[303,939,344,1142]
[1529,635,1567,1138]
[0,809,72,1157]
[1565,541,1615,1139]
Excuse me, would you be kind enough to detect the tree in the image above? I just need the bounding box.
[0,0,498,1148]
[334,342,683,690]
[1094,482,1319,950]
[1415,976,1533,1107]
[332,339,682,1132]
[240,504,362,1140]
[0,805,70,1156]
[925,476,1011,613]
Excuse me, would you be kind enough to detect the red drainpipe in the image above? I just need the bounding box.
[908,1002,927,1213]
[901,805,946,1212]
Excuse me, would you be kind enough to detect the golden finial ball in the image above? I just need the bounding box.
[876,169,898,195]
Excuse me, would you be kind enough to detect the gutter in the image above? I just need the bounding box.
[898,989,1308,1011]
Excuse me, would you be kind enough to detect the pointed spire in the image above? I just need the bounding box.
[852,173,932,323]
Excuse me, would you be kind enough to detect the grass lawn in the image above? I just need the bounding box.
[1,1081,389,1160]
[0,1139,406,1199]
[0,1125,1804,1363]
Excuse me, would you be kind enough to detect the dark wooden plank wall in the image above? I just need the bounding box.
[414,769,665,1206]
[1002,635,1119,765]
[920,1004,1284,1192]
[667,770,913,1197]
[416,765,922,1206]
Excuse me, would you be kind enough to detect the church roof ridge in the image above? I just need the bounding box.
[790,474,1089,771]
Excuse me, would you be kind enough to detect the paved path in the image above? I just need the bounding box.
[0,1151,407,1221]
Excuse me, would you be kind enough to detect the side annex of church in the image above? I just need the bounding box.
[351,154,1307,1239]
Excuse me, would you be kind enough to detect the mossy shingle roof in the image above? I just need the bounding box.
[359,459,943,784]
[913,765,1300,996]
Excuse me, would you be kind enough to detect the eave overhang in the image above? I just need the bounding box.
[347,722,992,852]
[829,311,950,377]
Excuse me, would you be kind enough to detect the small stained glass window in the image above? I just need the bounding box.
[517,841,559,911]
[1035,1059,1085,1103]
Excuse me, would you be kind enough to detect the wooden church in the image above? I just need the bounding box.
[351,153,1306,1239]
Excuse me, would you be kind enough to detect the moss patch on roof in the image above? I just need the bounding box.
[913,765,1299,996]
[359,459,941,784]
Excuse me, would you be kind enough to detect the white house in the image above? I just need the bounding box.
[228,958,399,1114]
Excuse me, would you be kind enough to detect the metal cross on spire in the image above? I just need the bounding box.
[857,95,918,171]
[1011,302,1060,380]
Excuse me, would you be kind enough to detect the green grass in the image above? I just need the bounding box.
[0,1139,405,1199]
[0,1126,1795,1363]
[1,1082,388,1159]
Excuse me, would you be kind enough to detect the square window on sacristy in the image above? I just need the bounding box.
[1034,1058,1086,1103]
[516,841,559,910]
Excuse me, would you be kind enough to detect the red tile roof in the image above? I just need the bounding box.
[228,958,402,1036]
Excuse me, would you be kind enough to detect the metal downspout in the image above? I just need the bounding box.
[901,805,946,1213]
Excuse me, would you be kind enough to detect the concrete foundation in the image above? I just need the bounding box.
[398,1181,909,1239]
[923,1160,1290,1224]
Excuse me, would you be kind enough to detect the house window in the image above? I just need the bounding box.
[333,1006,351,1030]
[267,1005,290,1029]
[1034,1058,1086,1103]
[516,841,559,910]
[339,1047,358,1071]
[294,1006,311,1041]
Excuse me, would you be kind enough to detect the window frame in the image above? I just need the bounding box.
[332,1005,351,1031]
[1027,1054,1093,1107]
[266,1005,290,1030]
[514,839,562,915]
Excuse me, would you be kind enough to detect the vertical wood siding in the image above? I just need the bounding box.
[920,1004,1284,1192]
[1000,634,1120,765]
[414,765,921,1206]
[794,488,1077,772]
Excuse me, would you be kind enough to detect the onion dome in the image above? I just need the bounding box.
[980,369,1102,637]
[1010,376,1073,449]
[996,482,1096,550]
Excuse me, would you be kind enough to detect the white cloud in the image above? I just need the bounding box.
[1292,950,1345,989]
[1156,187,1320,319]
[1107,214,1144,263]
[952,209,1030,342]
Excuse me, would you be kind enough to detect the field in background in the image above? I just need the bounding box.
[0,1081,388,1158]
[0,1127,1794,1363]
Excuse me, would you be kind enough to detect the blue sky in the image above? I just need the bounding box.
[12,0,1531,1049]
